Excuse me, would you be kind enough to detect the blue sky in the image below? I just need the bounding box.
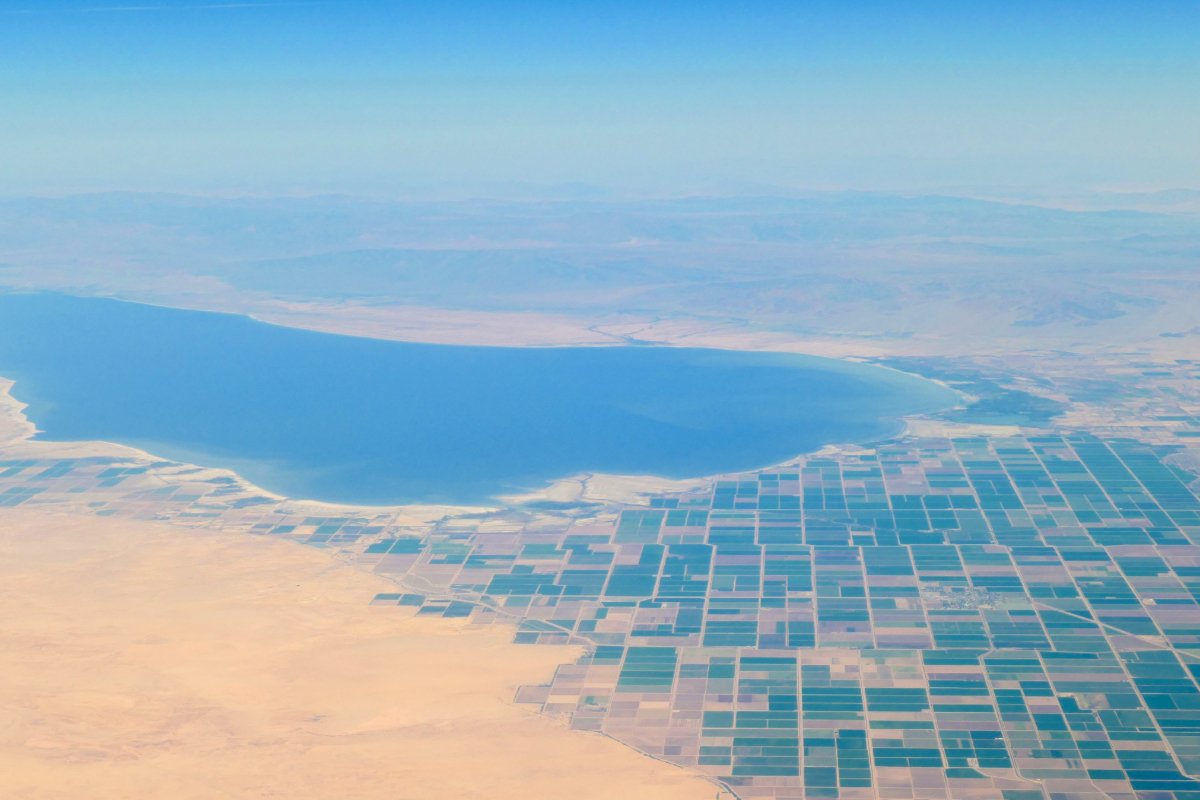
[2,1,1198,196]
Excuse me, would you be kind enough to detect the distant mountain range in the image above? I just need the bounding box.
[1,190,1196,353]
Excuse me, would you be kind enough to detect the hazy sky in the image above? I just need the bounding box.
[3,1,1198,196]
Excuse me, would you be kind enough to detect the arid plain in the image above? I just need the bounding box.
[0,509,717,800]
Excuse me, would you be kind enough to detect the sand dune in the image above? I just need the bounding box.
[0,509,716,800]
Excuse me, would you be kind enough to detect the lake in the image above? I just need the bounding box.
[0,293,956,505]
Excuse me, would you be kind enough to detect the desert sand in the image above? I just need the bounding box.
[0,509,717,800]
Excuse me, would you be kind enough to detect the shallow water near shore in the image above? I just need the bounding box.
[0,293,956,505]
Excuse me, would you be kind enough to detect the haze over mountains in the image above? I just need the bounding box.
[1,190,1197,354]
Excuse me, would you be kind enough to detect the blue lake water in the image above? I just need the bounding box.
[0,293,956,505]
